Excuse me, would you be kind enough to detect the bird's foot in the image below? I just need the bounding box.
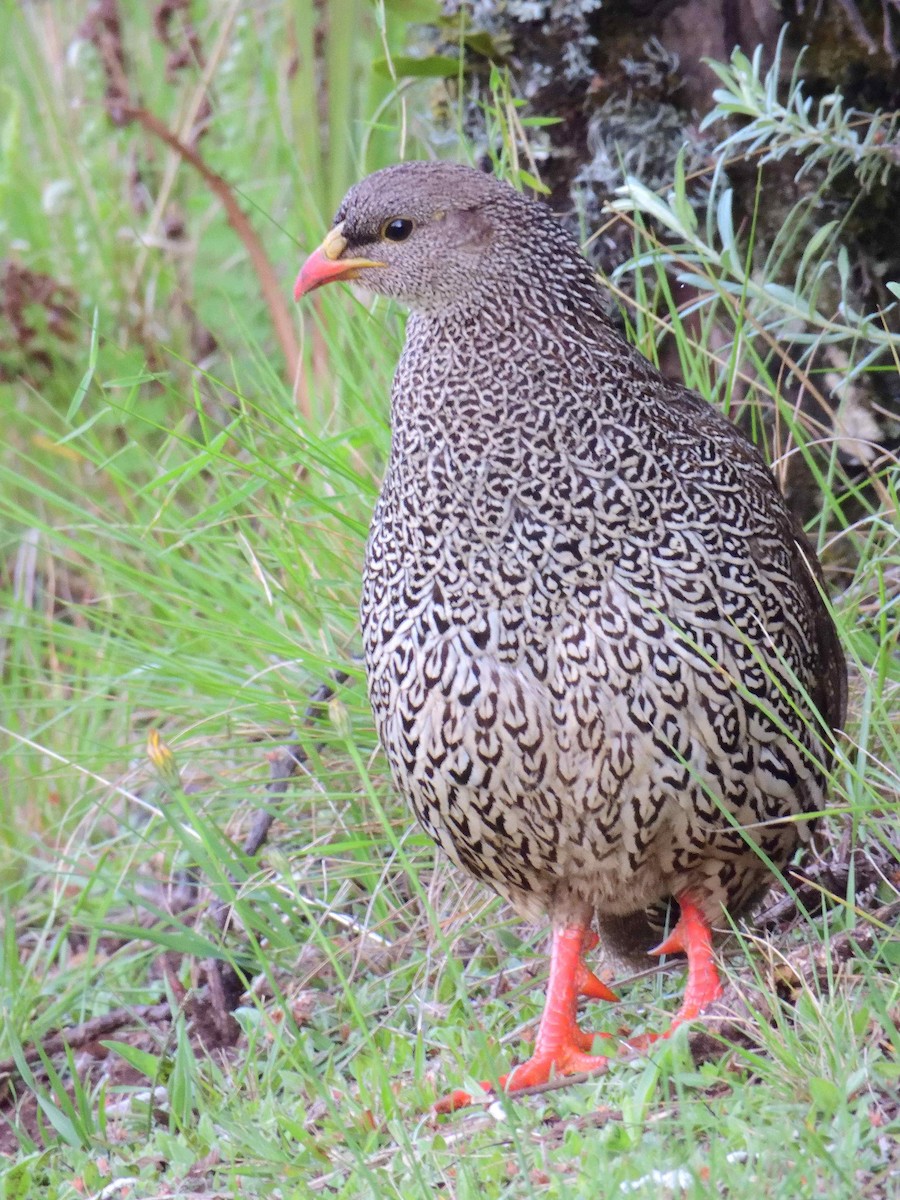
[435,1033,611,1113]
[624,894,723,1053]
[502,1034,612,1090]
[435,921,616,1114]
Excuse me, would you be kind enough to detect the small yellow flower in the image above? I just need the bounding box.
[147,728,182,792]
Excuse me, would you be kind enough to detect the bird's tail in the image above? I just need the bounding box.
[595,904,674,968]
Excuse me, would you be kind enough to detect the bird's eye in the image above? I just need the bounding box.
[382,217,413,242]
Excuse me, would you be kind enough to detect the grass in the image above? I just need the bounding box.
[1,2,898,1197]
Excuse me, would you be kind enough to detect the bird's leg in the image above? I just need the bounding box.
[626,894,723,1051]
[435,922,617,1114]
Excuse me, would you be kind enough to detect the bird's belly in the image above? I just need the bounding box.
[364,574,819,922]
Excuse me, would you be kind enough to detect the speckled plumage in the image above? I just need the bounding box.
[324,162,847,960]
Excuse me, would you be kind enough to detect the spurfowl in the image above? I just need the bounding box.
[295,161,846,1110]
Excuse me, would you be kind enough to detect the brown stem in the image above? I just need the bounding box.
[123,104,307,420]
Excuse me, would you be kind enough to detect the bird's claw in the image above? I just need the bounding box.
[434,1036,612,1113]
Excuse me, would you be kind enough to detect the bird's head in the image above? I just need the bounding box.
[294,161,565,315]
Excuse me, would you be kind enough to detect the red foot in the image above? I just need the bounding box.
[435,923,615,1113]
[501,1041,610,1091]
[651,894,723,1021]
[627,894,724,1052]
[435,897,724,1113]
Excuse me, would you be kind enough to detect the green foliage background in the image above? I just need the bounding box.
[0,2,897,1197]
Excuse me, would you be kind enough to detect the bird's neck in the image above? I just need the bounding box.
[409,252,610,337]
[393,278,625,426]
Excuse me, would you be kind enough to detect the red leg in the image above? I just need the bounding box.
[435,923,617,1114]
[627,894,723,1051]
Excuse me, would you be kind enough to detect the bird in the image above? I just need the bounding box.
[294,161,847,1111]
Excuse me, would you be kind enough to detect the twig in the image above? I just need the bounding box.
[122,104,303,409]
[239,670,354,866]
[758,844,892,931]
[0,1002,170,1084]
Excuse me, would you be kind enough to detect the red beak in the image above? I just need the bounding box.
[294,223,385,300]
